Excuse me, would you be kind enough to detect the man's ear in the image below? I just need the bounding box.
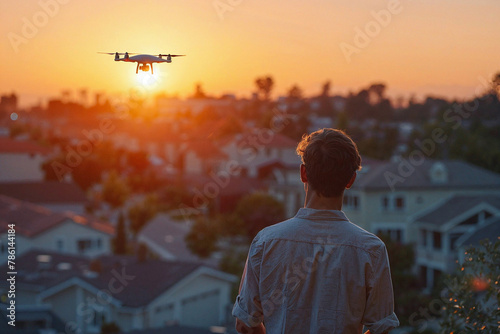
[300,164,307,183]
[346,172,356,189]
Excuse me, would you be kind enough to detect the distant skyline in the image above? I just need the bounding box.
[1,0,500,107]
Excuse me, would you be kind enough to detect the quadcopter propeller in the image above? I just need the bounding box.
[98,52,139,55]
[158,54,186,57]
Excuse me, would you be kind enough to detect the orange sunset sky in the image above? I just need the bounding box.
[1,0,499,107]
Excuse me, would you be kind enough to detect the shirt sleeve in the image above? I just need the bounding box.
[362,243,400,334]
[232,235,264,327]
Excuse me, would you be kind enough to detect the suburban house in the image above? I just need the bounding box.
[257,160,304,217]
[0,136,52,182]
[138,213,218,265]
[0,195,113,257]
[412,195,500,289]
[343,159,500,243]
[0,181,88,214]
[220,131,300,178]
[0,250,237,334]
[0,304,71,334]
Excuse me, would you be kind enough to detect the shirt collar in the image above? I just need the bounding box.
[295,207,349,222]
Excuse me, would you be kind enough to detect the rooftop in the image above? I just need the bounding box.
[0,249,213,307]
[0,195,113,237]
[0,137,52,155]
[413,195,500,227]
[352,159,500,191]
[0,181,88,204]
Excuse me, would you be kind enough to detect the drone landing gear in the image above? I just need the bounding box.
[151,64,153,75]
[136,63,139,74]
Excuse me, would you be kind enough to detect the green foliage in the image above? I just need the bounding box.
[158,185,192,211]
[234,192,285,239]
[185,216,219,258]
[102,170,130,208]
[113,212,127,255]
[72,158,103,190]
[100,322,120,334]
[128,194,159,234]
[378,234,432,326]
[439,239,500,333]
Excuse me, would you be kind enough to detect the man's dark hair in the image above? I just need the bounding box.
[296,128,361,197]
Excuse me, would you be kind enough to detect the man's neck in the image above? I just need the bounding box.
[304,190,343,211]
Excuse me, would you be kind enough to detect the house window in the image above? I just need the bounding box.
[56,238,64,252]
[0,241,5,254]
[382,196,389,210]
[376,228,404,243]
[77,239,92,253]
[395,196,405,210]
[90,309,106,330]
[381,194,405,211]
[419,265,428,288]
[432,232,442,250]
[343,194,360,210]
[433,269,442,287]
[96,238,102,249]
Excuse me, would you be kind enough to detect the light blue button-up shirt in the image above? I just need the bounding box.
[233,208,399,334]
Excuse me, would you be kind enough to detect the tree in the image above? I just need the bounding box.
[491,72,500,97]
[234,192,285,239]
[72,158,103,190]
[193,83,207,99]
[439,239,500,333]
[185,216,219,258]
[128,194,159,234]
[100,322,121,334]
[113,212,127,254]
[102,170,130,208]
[255,76,274,100]
[287,84,303,101]
[378,234,431,327]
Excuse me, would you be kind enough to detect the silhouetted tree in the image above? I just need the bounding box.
[128,194,159,234]
[193,83,207,99]
[102,170,129,208]
[255,76,274,100]
[185,216,218,258]
[234,192,285,239]
[100,322,120,334]
[72,158,103,191]
[287,84,303,101]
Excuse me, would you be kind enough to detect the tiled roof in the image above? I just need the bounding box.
[456,217,500,248]
[0,195,113,237]
[0,181,88,204]
[139,214,204,263]
[0,137,51,155]
[0,250,215,308]
[413,195,500,226]
[352,159,500,191]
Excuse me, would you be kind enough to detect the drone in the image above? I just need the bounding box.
[98,52,185,74]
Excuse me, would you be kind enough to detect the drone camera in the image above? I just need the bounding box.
[140,64,150,72]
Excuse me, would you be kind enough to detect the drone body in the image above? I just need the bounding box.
[99,52,185,74]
